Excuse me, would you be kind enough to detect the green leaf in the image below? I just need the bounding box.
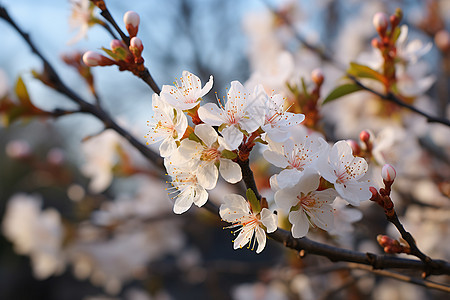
[15,76,33,107]
[221,149,237,160]
[322,83,363,104]
[348,62,385,83]
[246,188,261,214]
[300,77,310,98]
[101,47,122,61]
[391,26,402,43]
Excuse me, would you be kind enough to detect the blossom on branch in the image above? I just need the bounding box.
[316,141,371,206]
[198,81,264,150]
[220,194,277,253]
[161,71,213,110]
[145,94,188,157]
[170,124,242,186]
[275,171,337,238]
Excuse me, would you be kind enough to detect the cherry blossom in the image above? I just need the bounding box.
[145,93,188,157]
[68,0,96,45]
[264,126,328,189]
[198,81,265,150]
[170,124,242,187]
[161,71,213,110]
[165,160,214,214]
[275,172,337,238]
[220,194,277,253]
[316,141,371,206]
[255,85,305,142]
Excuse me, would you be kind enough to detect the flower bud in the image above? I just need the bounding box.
[129,37,144,60]
[110,39,126,52]
[381,164,396,182]
[435,30,450,53]
[373,12,388,34]
[311,68,324,85]
[6,140,31,159]
[359,130,371,144]
[82,51,103,66]
[123,11,140,38]
[82,51,115,67]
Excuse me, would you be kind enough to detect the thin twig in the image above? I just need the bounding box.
[347,262,450,293]
[263,2,450,127]
[0,5,164,169]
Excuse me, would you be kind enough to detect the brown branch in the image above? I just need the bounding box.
[347,263,450,293]
[0,5,164,170]
[90,0,161,94]
[264,2,450,127]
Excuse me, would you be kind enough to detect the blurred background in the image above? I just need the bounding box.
[0,0,449,299]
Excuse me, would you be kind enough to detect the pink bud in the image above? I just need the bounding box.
[435,30,450,53]
[82,51,115,67]
[359,130,371,143]
[381,164,396,182]
[311,68,324,85]
[123,11,140,38]
[123,11,140,27]
[373,12,388,34]
[110,39,126,51]
[6,140,31,159]
[130,37,143,51]
[82,51,103,66]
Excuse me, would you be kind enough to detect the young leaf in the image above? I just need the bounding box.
[322,83,363,104]
[246,188,261,214]
[348,62,385,83]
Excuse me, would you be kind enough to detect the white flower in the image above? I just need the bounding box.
[264,126,328,189]
[396,25,432,65]
[329,197,363,238]
[275,172,337,238]
[220,194,277,253]
[2,194,64,279]
[161,71,213,110]
[316,141,371,206]
[255,85,305,142]
[170,124,242,187]
[198,81,265,150]
[81,130,120,193]
[68,0,95,45]
[145,93,188,157]
[165,159,213,214]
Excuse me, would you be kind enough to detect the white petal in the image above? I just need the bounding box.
[334,181,371,206]
[159,137,177,157]
[192,186,208,208]
[198,103,227,126]
[173,189,194,214]
[263,149,289,168]
[289,210,309,238]
[194,124,218,147]
[196,163,218,190]
[221,125,243,150]
[219,159,242,183]
[260,208,278,233]
[199,75,214,97]
[233,226,253,249]
[255,226,267,253]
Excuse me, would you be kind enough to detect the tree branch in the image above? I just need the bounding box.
[0,5,164,169]
[263,2,450,127]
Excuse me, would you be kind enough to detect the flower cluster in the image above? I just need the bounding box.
[151,69,372,251]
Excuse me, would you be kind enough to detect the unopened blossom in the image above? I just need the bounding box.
[264,126,328,189]
[161,71,213,110]
[316,141,371,206]
[275,172,337,238]
[198,81,265,150]
[170,124,242,187]
[255,85,305,142]
[145,93,188,157]
[220,194,277,253]
[165,160,214,214]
